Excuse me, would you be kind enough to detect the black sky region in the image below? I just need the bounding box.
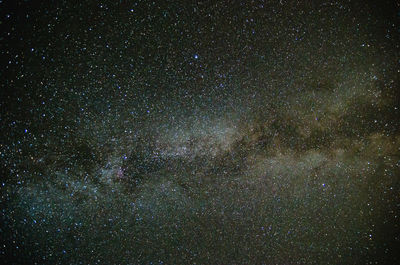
[1,0,400,264]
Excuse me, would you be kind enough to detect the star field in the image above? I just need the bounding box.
[1,0,399,264]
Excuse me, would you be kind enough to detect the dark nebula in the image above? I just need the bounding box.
[1,0,399,264]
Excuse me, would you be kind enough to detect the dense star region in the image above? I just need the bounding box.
[1,0,399,264]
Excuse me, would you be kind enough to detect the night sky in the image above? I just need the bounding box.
[1,0,400,264]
